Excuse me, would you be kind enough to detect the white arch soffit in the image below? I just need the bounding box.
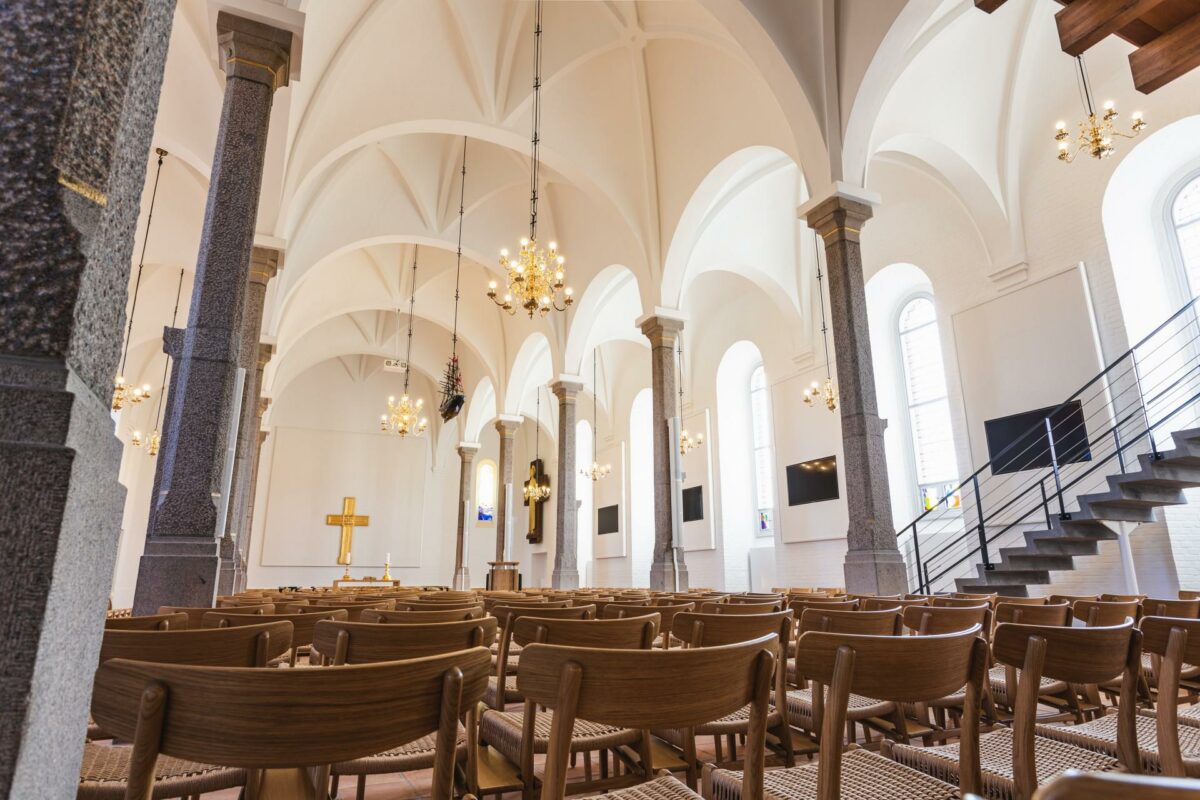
[505,331,555,415]
[871,133,1009,270]
[693,0,829,189]
[273,352,444,403]
[865,261,935,304]
[682,268,806,359]
[463,377,498,444]
[841,0,970,185]
[662,146,797,308]
[563,265,646,375]
[716,339,767,394]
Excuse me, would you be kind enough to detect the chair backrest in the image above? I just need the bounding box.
[994,601,1071,626]
[1047,594,1098,606]
[1138,616,1200,776]
[93,647,491,800]
[481,596,554,612]
[788,600,859,621]
[1140,598,1200,619]
[292,602,395,622]
[798,607,903,636]
[1073,599,1140,627]
[159,604,274,628]
[518,636,777,800]
[419,591,477,601]
[928,596,991,608]
[728,594,784,605]
[511,614,660,650]
[992,595,1048,606]
[1033,771,1200,800]
[992,621,1140,795]
[200,609,348,648]
[312,617,499,664]
[104,612,190,631]
[1100,593,1145,603]
[860,597,927,611]
[361,607,484,623]
[953,592,996,601]
[699,600,783,614]
[315,598,396,609]
[1179,590,1200,601]
[492,603,595,627]
[797,626,988,799]
[98,621,294,667]
[671,611,793,648]
[391,598,482,611]
[902,603,992,636]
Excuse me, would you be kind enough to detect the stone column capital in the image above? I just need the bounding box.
[458,441,481,461]
[495,414,523,438]
[217,12,293,91]
[257,396,272,417]
[637,310,686,347]
[551,376,584,403]
[798,182,881,244]
[257,342,275,367]
[249,246,281,286]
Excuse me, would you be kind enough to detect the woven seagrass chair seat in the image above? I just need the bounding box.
[1036,712,1200,774]
[331,723,468,775]
[484,673,520,707]
[785,687,894,728]
[78,741,245,800]
[1179,704,1200,727]
[480,708,639,761]
[654,702,784,746]
[988,665,1068,706]
[888,726,1120,800]
[708,748,960,800]
[593,774,703,800]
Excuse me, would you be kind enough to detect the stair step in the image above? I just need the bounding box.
[1022,533,1101,556]
[1076,495,1163,522]
[997,548,1075,571]
[1054,517,1117,538]
[973,565,1051,585]
[954,582,1031,597]
[1105,473,1189,502]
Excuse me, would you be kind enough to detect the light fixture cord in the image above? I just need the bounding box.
[403,247,418,394]
[528,0,544,242]
[152,268,185,431]
[814,233,833,381]
[1075,55,1096,118]
[451,136,468,356]
[121,148,167,376]
[535,388,542,461]
[677,336,686,421]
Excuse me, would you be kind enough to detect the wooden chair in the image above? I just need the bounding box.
[159,603,274,628]
[1031,770,1200,799]
[1073,600,1140,627]
[890,622,1140,800]
[519,635,776,800]
[603,601,695,649]
[786,608,903,746]
[707,625,988,800]
[699,600,784,614]
[103,612,189,631]
[930,596,996,608]
[90,647,491,800]
[479,614,661,799]
[861,597,928,611]
[288,601,394,622]
[487,604,597,708]
[97,620,293,668]
[1100,594,1146,603]
[201,609,349,667]
[993,596,1049,607]
[988,603,1082,723]
[419,590,478,600]
[1179,591,1200,601]
[1048,594,1097,607]
[1039,616,1200,777]
[361,606,485,623]
[659,611,795,779]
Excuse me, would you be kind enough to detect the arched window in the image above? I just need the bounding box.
[749,366,775,536]
[476,460,497,523]
[1171,172,1200,291]
[897,297,958,509]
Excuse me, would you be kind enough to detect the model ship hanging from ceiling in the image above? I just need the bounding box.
[441,135,470,422]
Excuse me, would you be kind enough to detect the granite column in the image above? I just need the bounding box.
[220,249,278,595]
[800,185,905,595]
[638,313,689,591]
[0,1,175,795]
[494,415,522,562]
[234,388,272,592]
[551,377,583,589]
[453,442,480,589]
[133,14,292,613]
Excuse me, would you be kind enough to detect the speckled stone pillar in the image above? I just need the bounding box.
[639,313,689,591]
[0,1,175,795]
[133,14,291,614]
[219,248,278,595]
[494,415,521,561]
[454,442,480,589]
[801,186,905,595]
[234,377,272,592]
[551,377,584,589]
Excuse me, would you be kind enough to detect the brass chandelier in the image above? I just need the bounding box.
[131,267,184,457]
[580,350,611,481]
[487,0,573,318]
[804,235,837,412]
[524,389,552,502]
[114,148,168,412]
[1054,56,1145,164]
[677,338,704,455]
[380,249,428,438]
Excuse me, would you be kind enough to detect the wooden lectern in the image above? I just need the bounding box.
[487,561,520,591]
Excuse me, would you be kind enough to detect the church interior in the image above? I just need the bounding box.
[8,0,1200,797]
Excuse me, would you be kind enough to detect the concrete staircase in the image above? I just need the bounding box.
[955,426,1200,596]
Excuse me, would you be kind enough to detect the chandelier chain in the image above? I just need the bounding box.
[451,136,468,355]
[121,148,166,376]
[815,234,832,381]
[403,248,418,394]
[529,0,543,241]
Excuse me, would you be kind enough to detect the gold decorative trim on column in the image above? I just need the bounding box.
[57,173,107,206]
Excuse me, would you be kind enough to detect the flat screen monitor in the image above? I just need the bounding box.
[597,505,619,534]
[985,400,1091,475]
[786,456,839,506]
[682,486,704,522]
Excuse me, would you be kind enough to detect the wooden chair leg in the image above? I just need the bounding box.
[583,749,593,782]
[330,773,340,798]
[356,774,366,800]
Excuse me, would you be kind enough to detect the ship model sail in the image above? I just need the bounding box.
[439,354,465,421]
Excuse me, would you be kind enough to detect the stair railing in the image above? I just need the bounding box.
[901,293,1200,593]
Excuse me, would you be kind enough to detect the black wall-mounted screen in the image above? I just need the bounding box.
[786,457,839,506]
[597,505,619,534]
[682,486,704,522]
[985,400,1091,475]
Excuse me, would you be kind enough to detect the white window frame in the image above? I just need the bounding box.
[748,364,776,538]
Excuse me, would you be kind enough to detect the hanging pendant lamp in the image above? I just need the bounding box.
[139,268,185,457]
[380,248,428,437]
[803,234,837,412]
[677,335,704,455]
[524,388,552,502]
[580,350,611,481]
[440,136,469,421]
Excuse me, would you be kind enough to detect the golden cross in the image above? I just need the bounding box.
[325,496,369,566]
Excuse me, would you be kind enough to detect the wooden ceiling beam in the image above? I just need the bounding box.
[1056,0,1171,55]
[1129,12,1200,92]
[975,0,1010,12]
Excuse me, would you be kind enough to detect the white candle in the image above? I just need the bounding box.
[386,552,391,563]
